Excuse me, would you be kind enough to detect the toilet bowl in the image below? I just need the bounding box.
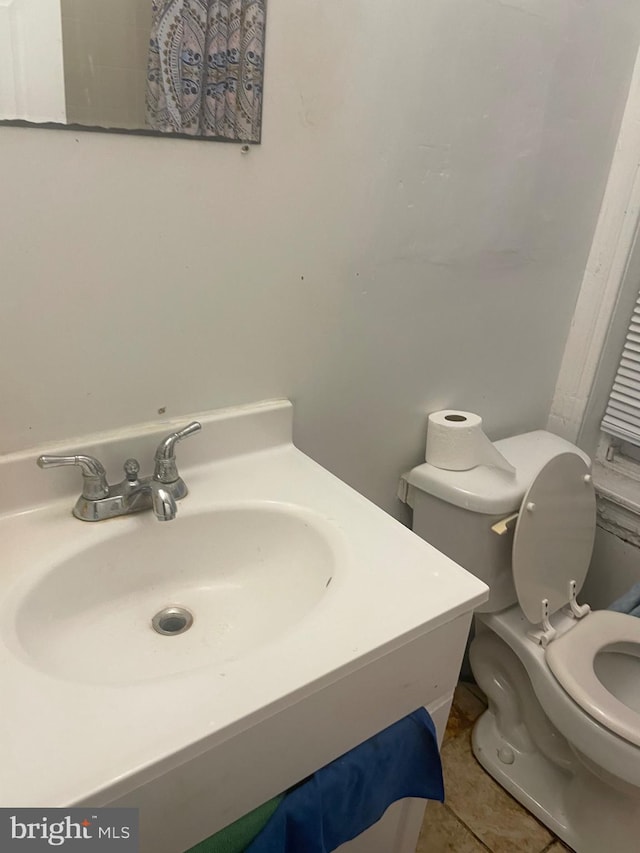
[399,430,640,853]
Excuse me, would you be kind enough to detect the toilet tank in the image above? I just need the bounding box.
[399,430,590,613]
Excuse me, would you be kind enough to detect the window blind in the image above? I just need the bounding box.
[601,292,640,445]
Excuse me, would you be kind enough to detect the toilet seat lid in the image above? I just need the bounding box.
[546,610,640,747]
[512,453,596,624]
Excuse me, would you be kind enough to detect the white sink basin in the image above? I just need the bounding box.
[0,400,487,853]
[10,504,340,685]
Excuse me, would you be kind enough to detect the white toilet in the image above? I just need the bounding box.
[400,430,640,853]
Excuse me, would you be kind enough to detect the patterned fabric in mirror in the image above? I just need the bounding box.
[146,0,265,141]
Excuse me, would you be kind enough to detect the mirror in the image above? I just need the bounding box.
[0,0,266,142]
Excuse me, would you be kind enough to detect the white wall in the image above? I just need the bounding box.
[1,0,639,518]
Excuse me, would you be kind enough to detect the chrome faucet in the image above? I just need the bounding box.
[37,421,202,521]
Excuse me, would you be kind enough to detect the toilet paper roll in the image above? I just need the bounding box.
[425,411,516,474]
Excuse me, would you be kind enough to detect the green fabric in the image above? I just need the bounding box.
[184,795,285,853]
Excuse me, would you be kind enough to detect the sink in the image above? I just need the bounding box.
[8,503,340,685]
[0,400,487,852]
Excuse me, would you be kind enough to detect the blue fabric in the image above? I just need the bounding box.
[244,708,444,853]
[608,581,640,617]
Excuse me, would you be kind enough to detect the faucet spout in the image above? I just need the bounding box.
[151,484,177,521]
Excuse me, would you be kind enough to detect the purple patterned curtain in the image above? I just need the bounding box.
[146,0,265,141]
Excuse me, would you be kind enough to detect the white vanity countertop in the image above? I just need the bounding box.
[0,400,487,808]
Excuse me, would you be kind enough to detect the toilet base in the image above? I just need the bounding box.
[472,709,578,849]
[470,622,640,853]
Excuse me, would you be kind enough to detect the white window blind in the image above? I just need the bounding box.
[601,292,640,445]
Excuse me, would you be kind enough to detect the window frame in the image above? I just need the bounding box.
[548,44,640,539]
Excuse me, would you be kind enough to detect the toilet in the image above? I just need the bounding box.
[399,430,640,853]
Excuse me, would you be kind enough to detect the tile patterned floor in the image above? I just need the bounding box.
[416,684,572,853]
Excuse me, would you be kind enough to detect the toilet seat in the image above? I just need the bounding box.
[512,452,596,625]
[546,610,640,747]
[511,453,640,746]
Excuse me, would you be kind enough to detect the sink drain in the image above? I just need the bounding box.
[152,606,193,636]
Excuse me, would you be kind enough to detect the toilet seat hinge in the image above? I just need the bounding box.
[566,579,591,620]
[527,598,557,647]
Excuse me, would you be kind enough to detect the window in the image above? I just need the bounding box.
[587,250,640,530]
[601,291,640,444]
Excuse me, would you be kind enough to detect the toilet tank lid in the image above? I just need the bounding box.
[400,430,591,514]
